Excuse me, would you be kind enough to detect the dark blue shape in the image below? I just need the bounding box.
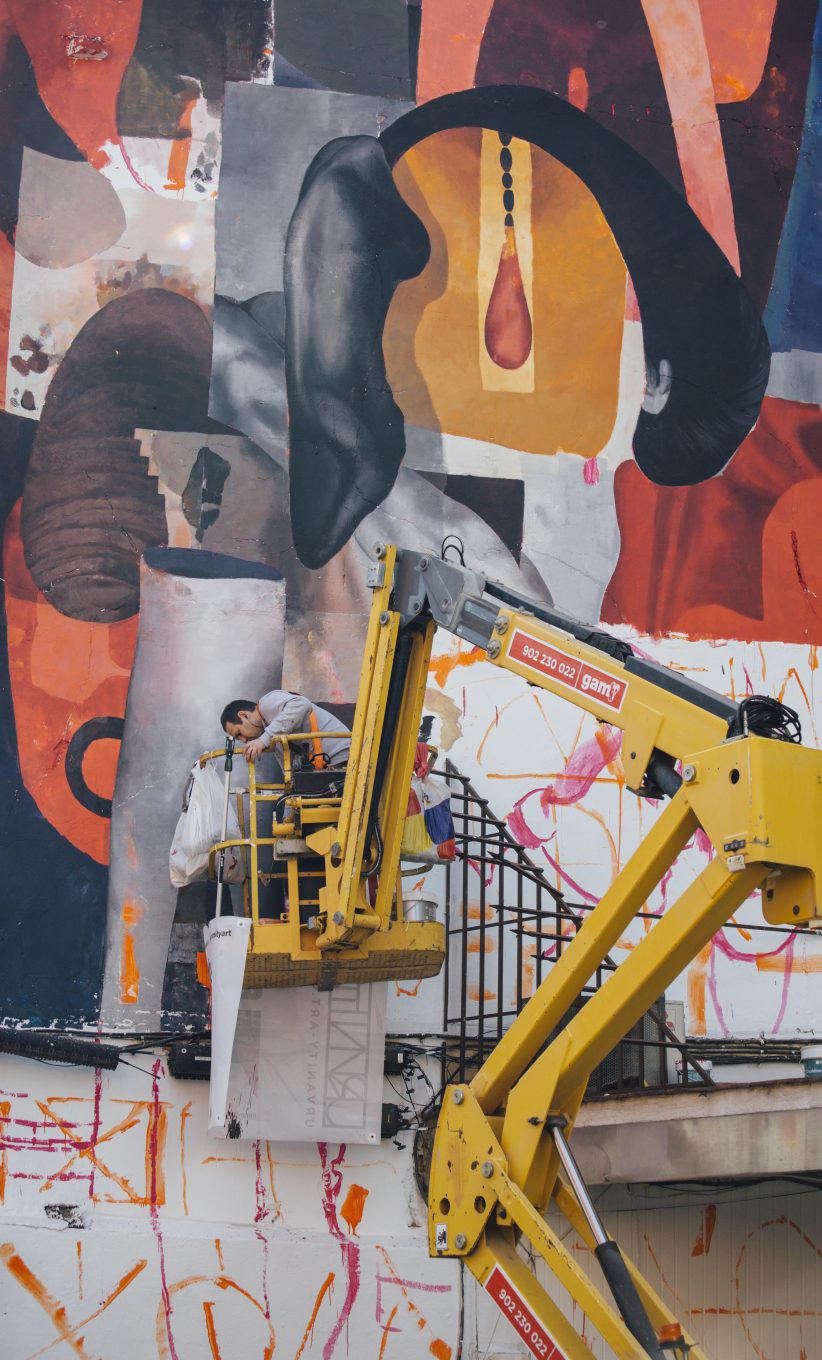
[765,3,822,354]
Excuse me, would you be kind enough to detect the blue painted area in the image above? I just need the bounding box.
[765,2,822,354]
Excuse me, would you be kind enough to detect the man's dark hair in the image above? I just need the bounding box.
[220,699,257,730]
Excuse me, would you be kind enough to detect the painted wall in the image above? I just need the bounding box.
[1,3,821,1357]
[2,1057,821,1359]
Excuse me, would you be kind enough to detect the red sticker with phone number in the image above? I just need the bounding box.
[508,629,627,713]
[485,1264,567,1360]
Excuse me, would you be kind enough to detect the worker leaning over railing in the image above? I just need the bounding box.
[220,690,351,769]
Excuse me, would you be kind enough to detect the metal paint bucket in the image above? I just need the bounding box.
[801,1045,822,1079]
[403,898,438,923]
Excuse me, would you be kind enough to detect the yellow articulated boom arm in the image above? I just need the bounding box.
[379,545,822,1360]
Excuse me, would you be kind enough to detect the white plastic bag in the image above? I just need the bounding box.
[169,762,246,887]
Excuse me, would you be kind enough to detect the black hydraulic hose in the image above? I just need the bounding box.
[483,579,634,663]
[0,1028,121,1071]
[594,1242,667,1360]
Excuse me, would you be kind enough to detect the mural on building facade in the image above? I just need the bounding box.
[0,0,820,1048]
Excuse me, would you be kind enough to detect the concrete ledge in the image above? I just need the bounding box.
[573,1079,822,1185]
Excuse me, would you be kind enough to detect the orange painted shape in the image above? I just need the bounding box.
[641,0,740,271]
[294,1271,336,1360]
[484,226,533,370]
[688,942,713,1036]
[379,1304,400,1360]
[203,1300,222,1360]
[196,951,211,989]
[430,1341,453,1360]
[384,131,625,457]
[677,481,822,646]
[340,1182,369,1235]
[4,502,138,865]
[119,900,142,1004]
[698,0,778,102]
[0,1243,91,1359]
[691,1202,717,1256]
[165,93,198,191]
[416,0,495,102]
[430,645,485,688]
[8,0,144,168]
[567,67,589,111]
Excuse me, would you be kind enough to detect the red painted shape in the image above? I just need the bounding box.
[508,629,627,712]
[692,1202,717,1257]
[484,226,532,370]
[8,0,143,167]
[485,1264,565,1360]
[603,398,822,646]
[318,1143,362,1360]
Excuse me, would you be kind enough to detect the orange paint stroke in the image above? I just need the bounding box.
[157,1274,275,1360]
[430,645,484,689]
[203,1300,222,1360]
[641,0,740,271]
[341,1183,369,1235]
[691,1203,717,1256]
[119,900,142,1004]
[376,1246,452,1356]
[416,0,495,102]
[467,936,495,955]
[37,1096,167,1205]
[215,1239,224,1272]
[757,953,822,974]
[476,693,520,765]
[467,985,496,1002]
[265,1142,282,1220]
[196,951,211,989]
[395,977,424,997]
[294,1271,336,1360]
[180,1100,192,1216]
[3,1244,147,1360]
[165,93,198,191]
[688,942,713,1036]
[75,1241,83,1300]
[567,66,589,110]
[777,667,811,712]
[379,1304,400,1360]
[0,1101,9,1204]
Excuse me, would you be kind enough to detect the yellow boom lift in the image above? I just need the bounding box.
[206,542,822,1359]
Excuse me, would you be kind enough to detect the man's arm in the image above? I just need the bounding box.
[257,691,312,747]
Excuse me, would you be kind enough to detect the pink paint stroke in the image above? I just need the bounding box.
[318,1142,361,1360]
[583,457,600,486]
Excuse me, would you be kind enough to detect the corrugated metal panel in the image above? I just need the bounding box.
[467,1182,822,1359]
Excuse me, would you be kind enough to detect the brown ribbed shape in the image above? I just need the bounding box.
[21,288,213,621]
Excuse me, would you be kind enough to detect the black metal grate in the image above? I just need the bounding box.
[437,761,712,1097]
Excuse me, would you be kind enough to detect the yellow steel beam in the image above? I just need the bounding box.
[471,792,697,1115]
[553,1184,711,1360]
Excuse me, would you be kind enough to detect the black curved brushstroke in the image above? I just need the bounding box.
[65,717,125,819]
[284,86,769,568]
[380,87,770,486]
[284,136,430,568]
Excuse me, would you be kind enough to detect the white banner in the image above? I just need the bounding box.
[216,982,387,1145]
[204,916,251,1134]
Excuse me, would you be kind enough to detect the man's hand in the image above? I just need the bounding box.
[243,738,267,764]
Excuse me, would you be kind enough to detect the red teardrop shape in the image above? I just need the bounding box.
[484,225,533,370]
